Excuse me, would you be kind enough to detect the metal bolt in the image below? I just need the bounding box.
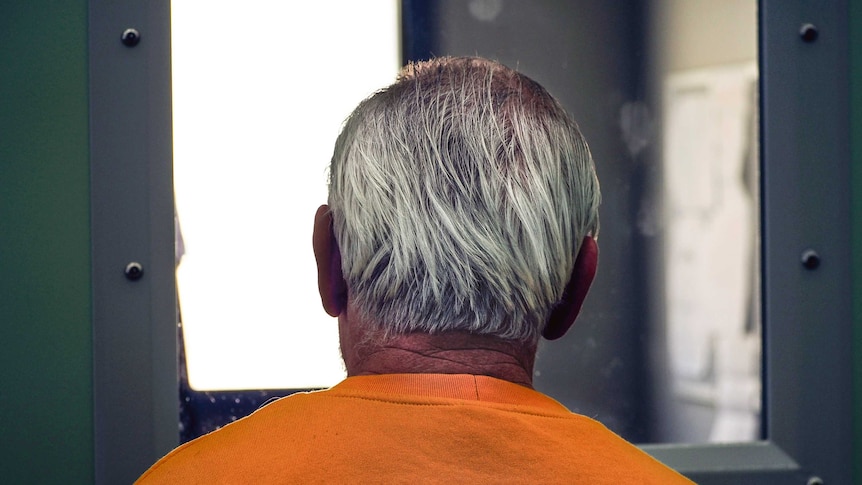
[807,476,824,485]
[799,23,818,43]
[801,249,820,270]
[121,28,141,47]
[124,262,144,281]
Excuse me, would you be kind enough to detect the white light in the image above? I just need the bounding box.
[171,0,399,390]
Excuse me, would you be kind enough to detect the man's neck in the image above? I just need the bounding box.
[348,331,537,388]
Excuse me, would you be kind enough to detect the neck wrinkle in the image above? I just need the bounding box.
[349,331,537,389]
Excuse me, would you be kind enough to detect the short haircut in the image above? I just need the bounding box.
[328,57,600,343]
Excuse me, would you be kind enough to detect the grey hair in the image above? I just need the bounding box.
[328,57,600,343]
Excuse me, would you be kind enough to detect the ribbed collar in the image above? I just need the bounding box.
[327,373,572,414]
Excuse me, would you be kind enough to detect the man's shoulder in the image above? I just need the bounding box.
[136,392,320,484]
[137,379,694,484]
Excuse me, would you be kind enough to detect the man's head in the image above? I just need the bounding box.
[315,57,599,347]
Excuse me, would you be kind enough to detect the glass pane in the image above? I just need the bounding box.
[171,1,399,390]
[172,0,759,446]
[650,0,760,444]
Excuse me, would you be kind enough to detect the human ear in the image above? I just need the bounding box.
[542,237,598,340]
[312,204,347,317]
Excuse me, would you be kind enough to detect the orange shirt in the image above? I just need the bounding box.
[137,374,694,484]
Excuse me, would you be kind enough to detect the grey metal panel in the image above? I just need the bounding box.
[760,0,854,482]
[641,442,806,483]
[89,0,177,483]
[684,470,808,485]
[641,442,798,474]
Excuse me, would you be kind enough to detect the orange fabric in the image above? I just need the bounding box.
[137,374,694,484]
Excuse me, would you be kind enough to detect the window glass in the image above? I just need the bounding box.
[172,0,759,445]
[648,0,760,443]
[172,0,399,390]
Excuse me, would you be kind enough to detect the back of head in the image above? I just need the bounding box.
[328,56,599,343]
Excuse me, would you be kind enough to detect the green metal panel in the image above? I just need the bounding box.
[0,1,94,484]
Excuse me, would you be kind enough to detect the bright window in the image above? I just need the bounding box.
[171,1,400,390]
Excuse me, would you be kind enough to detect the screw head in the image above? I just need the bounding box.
[121,28,141,47]
[801,250,821,270]
[799,23,818,43]
[124,262,144,281]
